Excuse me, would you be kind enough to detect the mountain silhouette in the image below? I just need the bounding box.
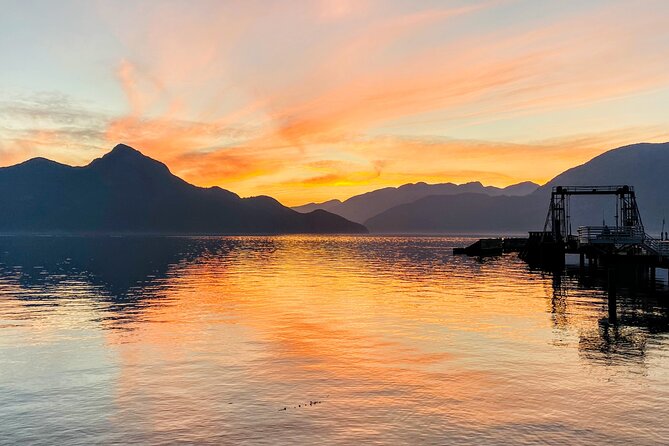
[365,142,669,233]
[293,199,344,215]
[0,144,366,234]
[364,193,542,234]
[292,180,538,223]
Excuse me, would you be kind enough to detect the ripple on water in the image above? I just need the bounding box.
[0,235,668,445]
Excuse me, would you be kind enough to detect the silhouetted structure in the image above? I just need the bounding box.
[453,237,526,256]
[521,185,669,268]
[520,185,669,320]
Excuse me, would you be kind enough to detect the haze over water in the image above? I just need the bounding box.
[1,236,668,445]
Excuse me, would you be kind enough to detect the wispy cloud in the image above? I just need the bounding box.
[0,92,108,164]
[2,0,669,204]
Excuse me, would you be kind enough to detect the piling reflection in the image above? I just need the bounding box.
[550,265,669,367]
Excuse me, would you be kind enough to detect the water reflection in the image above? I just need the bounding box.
[1,236,668,445]
[549,266,669,368]
[0,236,227,299]
[1,235,668,367]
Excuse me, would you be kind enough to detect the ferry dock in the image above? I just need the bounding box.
[455,185,669,322]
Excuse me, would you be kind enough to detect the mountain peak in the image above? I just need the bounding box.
[18,157,68,167]
[106,143,147,160]
[2,157,72,175]
[89,144,170,173]
[0,143,366,234]
[112,143,140,152]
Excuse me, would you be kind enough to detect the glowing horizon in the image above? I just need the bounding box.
[2,0,669,206]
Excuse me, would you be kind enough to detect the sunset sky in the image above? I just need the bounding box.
[1,0,669,205]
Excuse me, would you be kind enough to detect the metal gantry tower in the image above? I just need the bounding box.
[543,185,644,245]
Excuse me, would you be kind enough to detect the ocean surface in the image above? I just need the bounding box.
[1,235,668,445]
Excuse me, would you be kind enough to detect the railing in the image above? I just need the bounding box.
[577,226,645,246]
[577,226,669,257]
[642,234,669,257]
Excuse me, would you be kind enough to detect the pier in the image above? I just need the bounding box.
[455,185,669,321]
[520,185,669,269]
[522,185,669,321]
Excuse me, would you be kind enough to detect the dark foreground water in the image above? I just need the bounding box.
[1,236,668,445]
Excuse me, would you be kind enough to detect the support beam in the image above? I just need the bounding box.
[650,266,656,291]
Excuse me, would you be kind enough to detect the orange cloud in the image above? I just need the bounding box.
[116,59,143,116]
[3,1,669,205]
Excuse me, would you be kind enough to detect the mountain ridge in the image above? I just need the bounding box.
[292,180,539,223]
[365,142,669,233]
[0,144,366,235]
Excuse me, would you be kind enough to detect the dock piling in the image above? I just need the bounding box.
[607,266,617,324]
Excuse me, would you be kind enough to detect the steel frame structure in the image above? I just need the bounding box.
[543,185,644,244]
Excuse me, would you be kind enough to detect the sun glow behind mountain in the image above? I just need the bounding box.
[2,0,669,205]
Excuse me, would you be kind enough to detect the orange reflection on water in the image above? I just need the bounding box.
[97,237,659,443]
[2,236,668,444]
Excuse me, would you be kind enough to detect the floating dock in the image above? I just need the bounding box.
[454,237,527,256]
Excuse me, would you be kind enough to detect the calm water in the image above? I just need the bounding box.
[1,236,668,445]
